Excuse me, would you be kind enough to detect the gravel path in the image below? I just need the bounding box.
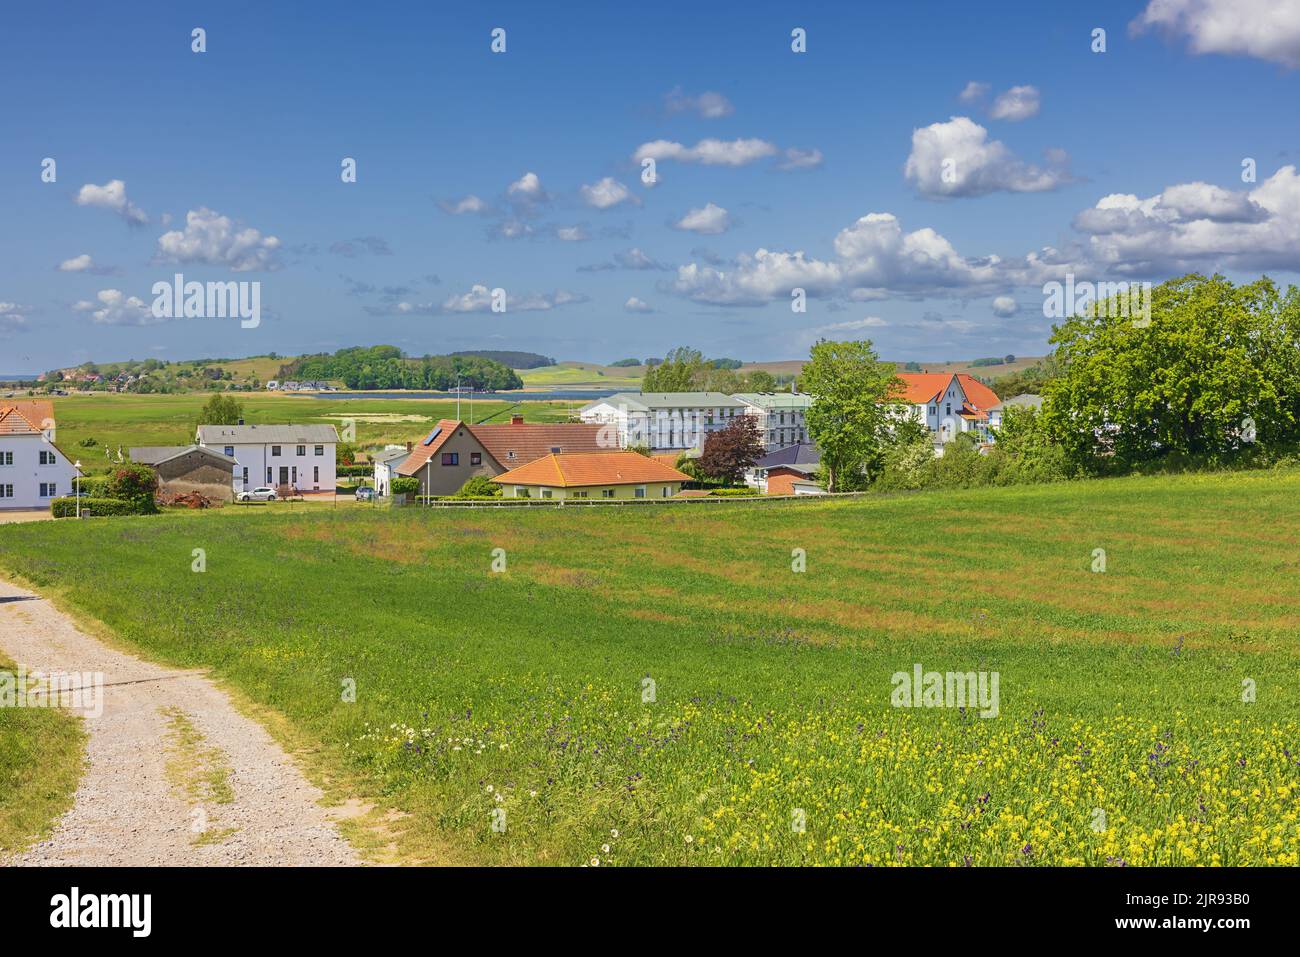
[0,577,360,866]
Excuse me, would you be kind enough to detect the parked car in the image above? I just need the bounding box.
[355,486,376,501]
[237,486,278,502]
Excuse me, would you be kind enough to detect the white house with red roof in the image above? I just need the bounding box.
[891,373,1001,453]
[0,400,82,509]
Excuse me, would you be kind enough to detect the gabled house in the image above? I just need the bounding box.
[491,451,690,500]
[395,416,607,496]
[890,374,1001,452]
[195,422,338,493]
[733,392,813,451]
[130,445,237,502]
[745,442,821,494]
[0,401,81,509]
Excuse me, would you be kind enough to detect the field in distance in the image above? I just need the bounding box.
[1,469,1295,866]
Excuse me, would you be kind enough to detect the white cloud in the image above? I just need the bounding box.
[624,296,653,313]
[777,148,824,171]
[0,301,30,333]
[57,253,113,274]
[439,194,488,215]
[1132,0,1300,68]
[580,177,635,209]
[814,317,887,335]
[155,208,281,272]
[74,288,160,326]
[74,180,147,224]
[578,248,671,272]
[386,284,590,316]
[664,88,734,119]
[673,202,731,234]
[633,137,779,167]
[989,85,1041,121]
[958,81,990,103]
[508,172,544,198]
[1073,166,1300,273]
[555,225,589,242]
[904,116,1072,198]
[991,295,1019,317]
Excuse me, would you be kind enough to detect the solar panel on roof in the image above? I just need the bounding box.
[422,427,442,446]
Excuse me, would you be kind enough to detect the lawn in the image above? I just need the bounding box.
[516,362,644,390]
[0,470,1296,865]
[39,393,573,465]
[0,656,85,855]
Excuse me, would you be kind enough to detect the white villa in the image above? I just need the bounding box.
[578,392,747,452]
[0,400,81,509]
[733,392,813,451]
[891,373,1003,452]
[196,422,339,493]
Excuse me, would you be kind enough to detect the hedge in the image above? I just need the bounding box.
[50,497,141,518]
[390,476,421,496]
[77,475,111,496]
[337,464,375,478]
[709,487,759,497]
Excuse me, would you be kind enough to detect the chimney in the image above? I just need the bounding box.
[511,414,524,425]
[406,441,413,452]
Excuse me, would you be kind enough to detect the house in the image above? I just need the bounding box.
[745,442,821,494]
[371,445,411,495]
[195,422,338,493]
[890,374,1001,452]
[395,415,606,497]
[491,451,690,500]
[986,393,1043,431]
[733,392,813,451]
[0,401,81,509]
[578,392,746,452]
[266,380,280,391]
[130,445,237,502]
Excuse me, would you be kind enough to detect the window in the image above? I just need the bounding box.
[39,450,56,465]
[515,486,531,498]
[242,467,248,486]
[266,467,273,484]
[541,489,553,499]
[470,452,482,466]
[0,484,12,498]
[549,446,560,454]
[929,406,937,415]
[507,451,515,461]
[40,482,56,497]
[635,487,646,498]
[296,445,306,456]
[661,486,671,497]
[441,452,459,466]
[271,445,281,457]
[314,445,324,456]
[224,446,235,457]
[572,490,589,499]
[313,466,319,485]
[601,488,615,498]
[0,451,11,466]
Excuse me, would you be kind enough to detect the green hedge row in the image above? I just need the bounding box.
[50,497,142,518]
[337,464,374,477]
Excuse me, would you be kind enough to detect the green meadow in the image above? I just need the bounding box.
[0,470,1297,865]
[40,393,574,462]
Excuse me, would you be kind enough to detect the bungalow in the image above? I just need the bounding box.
[578,392,746,452]
[733,392,813,451]
[129,445,237,502]
[0,401,81,510]
[891,374,1001,452]
[745,442,821,494]
[396,415,606,497]
[491,451,690,500]
[195,422,339,493]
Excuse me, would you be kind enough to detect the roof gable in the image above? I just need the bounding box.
[468,422,606,468]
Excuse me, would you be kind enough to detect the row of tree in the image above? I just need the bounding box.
[640,347,786,393]
[281,346,523,391]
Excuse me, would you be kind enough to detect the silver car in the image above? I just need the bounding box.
[237,486,278,502]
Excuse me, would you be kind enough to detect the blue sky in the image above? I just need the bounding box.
[3,0,1299,373]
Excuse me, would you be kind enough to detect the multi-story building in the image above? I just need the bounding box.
[195,422,339,493]
[0,401,81,510]
[733,392,813,451]
[578,392,747,452]
[890,374,1001,452]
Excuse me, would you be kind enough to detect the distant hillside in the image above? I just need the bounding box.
[450,350,555,370]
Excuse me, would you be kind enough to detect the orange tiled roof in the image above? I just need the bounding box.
[954,374,1000,411]
[490,451,690,488]
[470,421,606,468]
[0,400,54,431]
[0,407,42,436]
[396,419,466,475]
[891,373,1000,411]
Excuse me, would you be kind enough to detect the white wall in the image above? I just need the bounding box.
[208,441,336,491]
[0,435,79,509]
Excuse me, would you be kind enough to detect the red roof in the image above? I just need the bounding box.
[396,419,466,475]
[490,452,690,488]
[891,373,1000,412]
[397,419,610,476]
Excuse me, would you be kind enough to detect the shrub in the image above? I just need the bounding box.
[337,464,374,478]
[709,487,758,497]
[105,463,159,514]
[390,476,421,497]
[454,475,500,498]
[51,497,137,518]
[77,475,111,497]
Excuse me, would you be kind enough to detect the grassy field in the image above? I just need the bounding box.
[0,471,1296,865]
[0,656,85,855]
[516,362,645,390]
[41,393,573,464]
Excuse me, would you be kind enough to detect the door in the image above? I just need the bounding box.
[279,466,289,486]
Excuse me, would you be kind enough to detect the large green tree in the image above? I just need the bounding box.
[641,346,707,392]
[800,339,902,491]
[1042,274,1300,470]
[197,394,244,425]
